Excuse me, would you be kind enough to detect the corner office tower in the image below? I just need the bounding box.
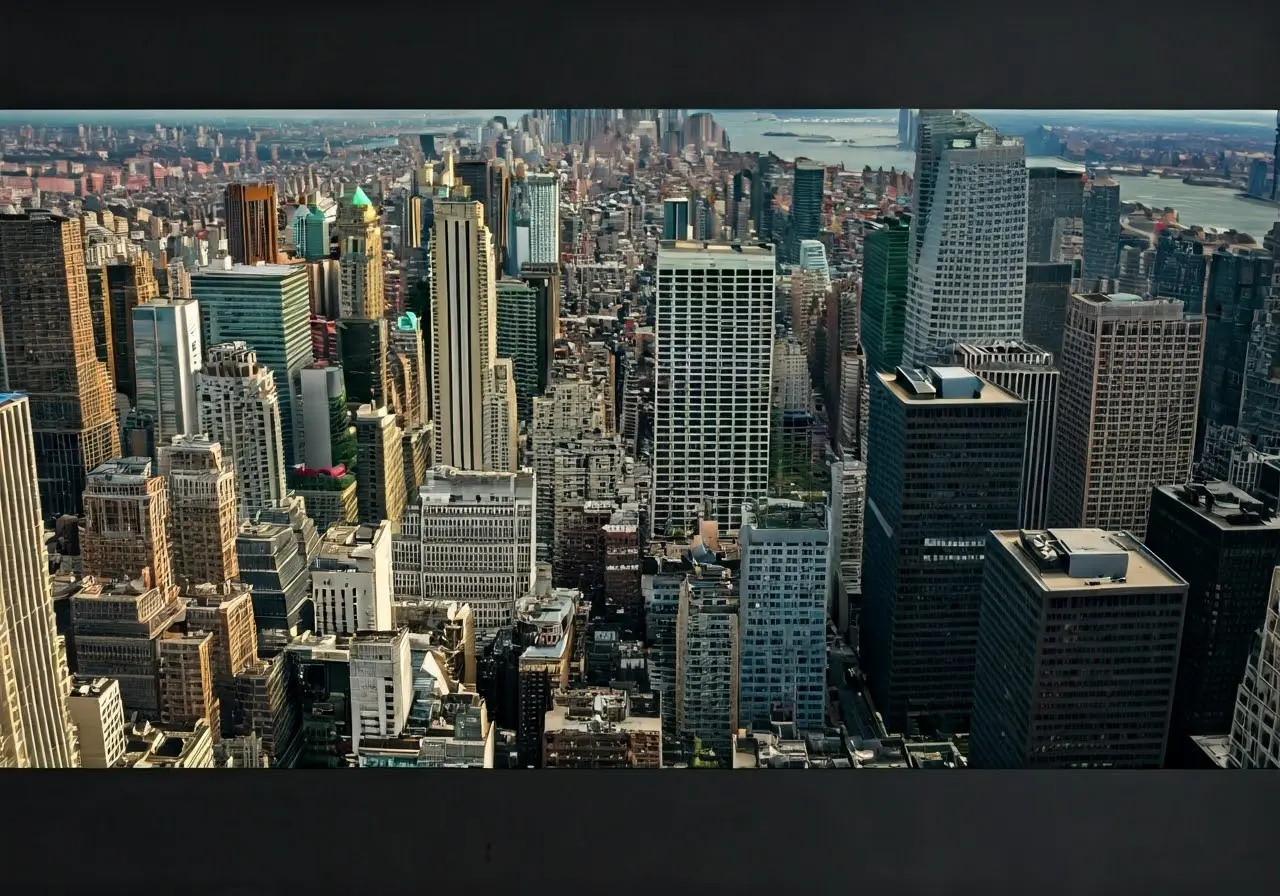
[862,366,1026,733]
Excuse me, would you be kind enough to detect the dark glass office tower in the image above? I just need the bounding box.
[789,161,825,263]
[970,528,1187,768]
[1082,176,1122,288]
[860,217,910,372]
[1027,166,1084,264]
[1198,247,1273,473]
[862,366,1026,734]
[1145,483,1280,764]
[236,520,313,657]
[1150,229,1208,314]
[1022,262,1074,358]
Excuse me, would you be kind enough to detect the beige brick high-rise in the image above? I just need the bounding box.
[0,210,120,517]
[82,457,175,596]
[1049,293,1205,538]
[158,631,221,739]
[159,435,240,585]
[0,395,81,768]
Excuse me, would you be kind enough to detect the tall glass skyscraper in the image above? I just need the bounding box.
[1082,176,1122,288]
[190,260,313,467]
[860,217,910,372]
[132,298,203,450]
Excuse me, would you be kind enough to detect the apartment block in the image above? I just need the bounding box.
[313,522,394,636]
[543,689,662,768]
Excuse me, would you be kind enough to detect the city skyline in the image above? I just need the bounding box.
[0,107,1276,770]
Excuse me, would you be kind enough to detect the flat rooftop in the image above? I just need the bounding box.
[192,262,303,278]
[1154,482,1280,532]
[877,369,1022,406]
[657,240,776,257]
[992,529,1187,593]
[743,497,827,531]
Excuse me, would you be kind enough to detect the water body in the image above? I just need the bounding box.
[714,110,1279,236]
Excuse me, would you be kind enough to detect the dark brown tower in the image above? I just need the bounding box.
[224,183,280,265]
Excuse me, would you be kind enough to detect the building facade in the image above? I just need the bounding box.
[970,529,1187,768]
[652,241,775,537]
[862,367,1026,731]
[0,394,81,767]
[1050,293,1204,539]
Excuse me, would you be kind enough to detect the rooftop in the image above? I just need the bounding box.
[993,529,1187,593]
[192,261,304,278]
[88,457,154,480]
[879,367,1022,406]
[657,239,776,257]
[742,497,827,531]
[1155,482,1280,531]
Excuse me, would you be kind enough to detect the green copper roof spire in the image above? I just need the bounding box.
[350,185,373,207]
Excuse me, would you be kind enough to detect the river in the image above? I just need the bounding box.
[711,110,1279,237]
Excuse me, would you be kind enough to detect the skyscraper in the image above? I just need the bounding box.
[676,562,739,761]
[190,259,313,466]
[1198,247,1272,476]
[969,528,1187,768]
[106,256,161,402]
[1026,166,1085,264]
[197,342,288,520]
[495,278,545,422]
[394,467,536,635]
[525,174,558,268]
[789,161,825,263]
[429,199,511,472]
[354,403,406,528]
[1144,482,1280,761]
[1022,261,1075,358]
[312,521,394,636]
[1150,228,1208,314]
[1227,567,1280,768]
[1049,293,1204,539]
[738,498,828,733]
[862,366,1026,731]
[860,217,910,373]
[158,435,240,587]
[82,456,175,598]
[132,298,203,448]
[952,341,1060,529]
[652,241,775,538]
[902,114,1027,367]
[662,197,690,241]
[829,460,866,636]
[335,186,385,319]
[0,210,121,518]
[1082,176,1122,288]
[506,174,533,275]
[224,183,281,265]
[0,394,81,768]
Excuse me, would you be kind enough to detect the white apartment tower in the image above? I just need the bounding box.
[349,628,413,751]
[738,498,830,733]
[197,342,288,519]
[429,199,515,472]
[527,172,560,264]
[393,467,537,635]
[132,298,203,446]
[903,112,1028,367]
[67,676,127,769]
[1049,293,1204,539]
[312,521,394,636]
[653,241,775,538]
[0,394,81,768]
